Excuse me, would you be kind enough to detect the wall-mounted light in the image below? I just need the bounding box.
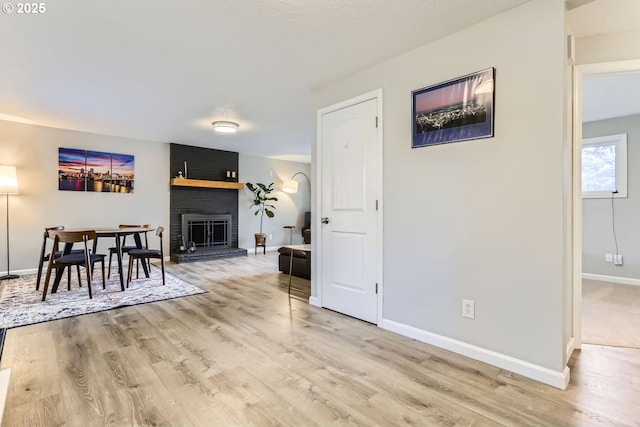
[212,121,239,134]
[283,171,310,194]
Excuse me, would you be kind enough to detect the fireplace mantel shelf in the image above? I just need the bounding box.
[170,178,244,190]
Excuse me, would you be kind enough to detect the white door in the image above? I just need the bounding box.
[320,96,380,324]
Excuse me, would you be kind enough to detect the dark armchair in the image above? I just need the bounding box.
[278,211,311,279]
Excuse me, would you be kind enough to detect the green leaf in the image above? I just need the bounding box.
[265,210,275,218]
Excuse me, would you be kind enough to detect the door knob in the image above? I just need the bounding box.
[321,217,330,224]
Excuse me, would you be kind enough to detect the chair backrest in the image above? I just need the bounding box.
[41,225,65,251]
[53,230,97,244]
[49,230,95,260]
[119,224,151,246]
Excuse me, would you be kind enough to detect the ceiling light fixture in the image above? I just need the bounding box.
[212,121,239,134]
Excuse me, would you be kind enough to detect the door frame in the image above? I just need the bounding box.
[572,59,640,350]
[313,88,384,326]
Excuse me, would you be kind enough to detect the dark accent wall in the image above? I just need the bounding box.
[169,144,240,253]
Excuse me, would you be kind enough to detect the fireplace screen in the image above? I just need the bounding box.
[182,214,231,249]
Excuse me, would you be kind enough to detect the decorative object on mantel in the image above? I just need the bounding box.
[0,165,19,281]
[170,178,244,190]
[246,182,277,255]
[225,170,238,182]
[282,171,311,194]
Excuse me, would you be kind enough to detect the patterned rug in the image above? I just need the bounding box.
[0,267,206,330]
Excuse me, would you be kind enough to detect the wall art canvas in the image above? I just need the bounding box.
[58,148,134,193]
[412,68,495,148]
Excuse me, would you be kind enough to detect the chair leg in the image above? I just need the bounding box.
[42,265,54,302]
[67,267,71,291]
[101,260,106,289]
[108,250,113,279]
[86,262,93,299]
[36,258,45,291]
[160,257,165,286]
[126,256,134,288]
[77,265,82,287]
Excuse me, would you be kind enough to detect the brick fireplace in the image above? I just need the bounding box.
[169,143,247,263]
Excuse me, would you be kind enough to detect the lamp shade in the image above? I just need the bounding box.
[282,179,299,194]
[0,165,18,194]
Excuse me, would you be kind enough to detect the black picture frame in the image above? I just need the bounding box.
[412,67,495,148]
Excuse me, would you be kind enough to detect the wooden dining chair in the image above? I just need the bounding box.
[41,230,107,301]
[107,224,151,279]
[36,226,84,291]
[127,226,165,287]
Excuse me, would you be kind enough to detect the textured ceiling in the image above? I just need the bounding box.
[0,0,529,162]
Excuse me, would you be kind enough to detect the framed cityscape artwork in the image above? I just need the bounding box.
[412,68,495,148]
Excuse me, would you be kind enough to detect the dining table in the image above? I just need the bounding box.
[51,226,155,293]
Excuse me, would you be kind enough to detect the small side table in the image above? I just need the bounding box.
[281,244,312,296]
[283,225,295,245]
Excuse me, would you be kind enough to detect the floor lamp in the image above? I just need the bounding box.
[282,172,310,194]
[0,165,19,281]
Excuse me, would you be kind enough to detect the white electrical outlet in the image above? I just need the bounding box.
[614,254,623,266]
[462,299,475,319]
[605,253,613,262]
[268,234,273,240]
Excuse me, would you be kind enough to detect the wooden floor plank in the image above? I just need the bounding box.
[1,252,639,426]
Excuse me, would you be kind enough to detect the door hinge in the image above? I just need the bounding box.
[375,199,378,211]
[375,116,378,128]
[375,283,378,294]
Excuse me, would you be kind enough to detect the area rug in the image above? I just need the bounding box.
[0,268,206,330]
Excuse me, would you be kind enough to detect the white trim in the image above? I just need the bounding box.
[582,272,640,287]
[382,319,570,389]
[566,337,576,361]
[0,369,10,426]
[315,88,384,326]
[573,59,640,353]
[1,267,36,276]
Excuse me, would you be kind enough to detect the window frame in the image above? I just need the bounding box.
[581,133,627,199]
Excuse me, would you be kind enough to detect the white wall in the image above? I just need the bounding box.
[0,120,170,274]
[312,0,569,386]
[576,30,640,65]
[238,154,310,251]
[583,114,640,280]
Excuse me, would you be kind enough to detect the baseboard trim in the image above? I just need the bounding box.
[566,336,576,360]
[381,319,570,389]
[0,369,10,426]
[582,273,640,287]
[308,296,320,307]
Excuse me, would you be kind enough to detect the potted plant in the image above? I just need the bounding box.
[246,182,277,253]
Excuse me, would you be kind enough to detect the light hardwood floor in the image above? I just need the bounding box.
[1,253,639,426]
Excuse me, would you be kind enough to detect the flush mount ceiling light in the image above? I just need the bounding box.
[212,121,239,134]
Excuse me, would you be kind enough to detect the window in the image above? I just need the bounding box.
[582,133,627,198]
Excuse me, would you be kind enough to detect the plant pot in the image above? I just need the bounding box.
[254,233,267,255]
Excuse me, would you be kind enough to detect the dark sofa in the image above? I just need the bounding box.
[278,212,311,279]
